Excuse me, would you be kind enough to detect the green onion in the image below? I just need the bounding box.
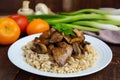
[27,14,65,22]
[96,20,120,26]
[106,15,120,21]
[73,21,120,31]
[60,9,109,15]
[45,14,105,24]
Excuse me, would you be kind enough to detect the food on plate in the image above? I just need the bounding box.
[0,17,20,45]
[9,14,29,33]
[26,19,50,35]
[22,28,98,74]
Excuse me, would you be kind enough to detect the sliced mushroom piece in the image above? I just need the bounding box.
[71,37,81,43]
[31,46,40,53]
[33,43,48,54]
[73,29,85,42]
[83,41,91,46]
[79,45,85,54]
[73,29,84,37]
[63,35,71,43]
[38,43,48,54]
[82,41,91,53]
[72,42,82,55]
[33,37,41,44]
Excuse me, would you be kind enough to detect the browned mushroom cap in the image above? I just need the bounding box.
[38,43,48,54]
[32,42,48,54]
[63,35,71,43]
[33,37,41,44]
[71,37,82,43]
[73,29,85,42]
[73,29,84,37]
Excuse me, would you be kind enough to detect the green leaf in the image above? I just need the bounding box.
[52,24,75,36]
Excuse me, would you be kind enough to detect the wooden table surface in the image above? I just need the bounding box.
[0,36,120,80]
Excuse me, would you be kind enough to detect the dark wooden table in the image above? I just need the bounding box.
[0,36,120,80]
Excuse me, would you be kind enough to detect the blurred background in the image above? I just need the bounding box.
[0,0,120,15]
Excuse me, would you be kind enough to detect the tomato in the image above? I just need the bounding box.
[0,17,20,45]
[26,19,50,35]
[9,14,29,33]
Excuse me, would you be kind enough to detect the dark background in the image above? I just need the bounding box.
[0,0,120,15]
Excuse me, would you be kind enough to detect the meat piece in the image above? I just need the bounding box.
[40,28,56,39]
[38,28,57,45]
[49,31,63,43]
[40,31,51,39]
[57,42,68,48]
[48,44,55,50]
[48,44,55,54]
[52,43,73,66]
[40,39,49,45]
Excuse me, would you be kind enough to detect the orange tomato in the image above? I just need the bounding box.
[0,17,21,45]
[26,19,50,35]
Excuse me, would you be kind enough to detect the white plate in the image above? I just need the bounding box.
[8,33,112,78]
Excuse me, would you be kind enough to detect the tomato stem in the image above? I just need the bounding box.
[5,26,10,32]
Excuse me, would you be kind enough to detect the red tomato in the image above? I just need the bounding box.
[9,14,29,33]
